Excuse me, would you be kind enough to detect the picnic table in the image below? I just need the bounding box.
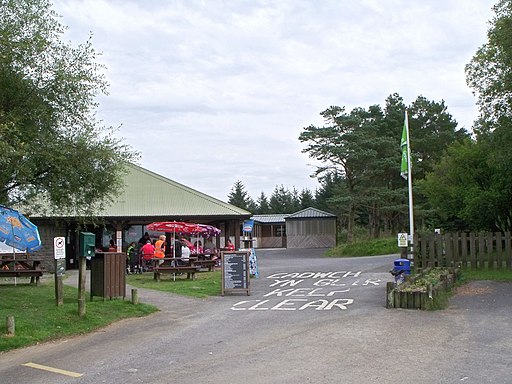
[0,257,44,285]
[151,257,200,281]
[190,253,218,271]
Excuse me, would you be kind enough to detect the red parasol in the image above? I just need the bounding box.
[146,221,195,234]
[146,222,220,237]
[146,221,221,256]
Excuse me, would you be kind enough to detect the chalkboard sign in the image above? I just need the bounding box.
[221,251,250,296]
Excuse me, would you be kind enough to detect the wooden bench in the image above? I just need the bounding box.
[0,260,43,285]
[0,269,43,283]
[153,266,201,281]
[192,259,216,272]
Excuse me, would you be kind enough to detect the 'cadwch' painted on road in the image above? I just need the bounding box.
[231,271,381,311]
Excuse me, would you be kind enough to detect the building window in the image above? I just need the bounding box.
[124,225,144,248]
[275,225,286,237]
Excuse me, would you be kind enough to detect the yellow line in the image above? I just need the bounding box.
[22,362,83,378]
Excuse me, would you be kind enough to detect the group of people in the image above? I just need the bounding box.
[126,232,220,273]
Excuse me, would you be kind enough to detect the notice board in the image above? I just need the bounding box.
[221,251,250,296]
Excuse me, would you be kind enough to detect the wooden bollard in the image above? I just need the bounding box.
[6,315,15,337]
[386,282,394,308]
[131,288,139,305]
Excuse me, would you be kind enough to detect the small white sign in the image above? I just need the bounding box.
[397,233,408,247]
[54,237,66,259]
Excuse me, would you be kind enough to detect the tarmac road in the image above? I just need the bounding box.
[0,248,511,384]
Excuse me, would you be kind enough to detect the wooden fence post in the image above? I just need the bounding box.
[506,232,512,270]
[496,232,503,270]
[470,233,477,269]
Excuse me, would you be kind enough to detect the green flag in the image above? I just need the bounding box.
[400,115,408,180]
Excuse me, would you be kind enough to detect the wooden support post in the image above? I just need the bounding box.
[78,256,86,317]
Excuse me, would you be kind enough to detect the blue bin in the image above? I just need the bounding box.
[392,258,411,275]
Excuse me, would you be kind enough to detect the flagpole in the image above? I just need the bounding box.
[404,110,415,248]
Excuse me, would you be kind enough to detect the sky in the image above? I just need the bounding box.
[52,0,496,202]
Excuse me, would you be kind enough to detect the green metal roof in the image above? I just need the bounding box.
[29,163,250,219]
[102,164,250,218]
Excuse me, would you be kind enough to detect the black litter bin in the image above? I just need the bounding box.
[90,252,126,300]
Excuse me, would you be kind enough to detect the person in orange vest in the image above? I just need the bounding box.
[154,235,166,265]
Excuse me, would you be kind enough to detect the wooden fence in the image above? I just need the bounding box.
[413,232,512,271]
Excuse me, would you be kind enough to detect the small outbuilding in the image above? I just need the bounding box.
[285,207,337,249]
[251,207,337,249]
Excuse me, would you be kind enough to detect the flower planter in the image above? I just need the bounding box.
[386,268,460,309]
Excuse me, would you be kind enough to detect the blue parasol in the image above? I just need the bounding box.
[0,205,42,252]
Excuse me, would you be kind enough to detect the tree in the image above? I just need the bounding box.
[0,0,137,216]
[299,93,467,240]
[408,96,468,180]
[299,188,315,209]
[269,185,295,213]
[227,180,255,212]
[418,139,501,231]
[299,105,369,241]
[420,0,512,232]
[290,187,301,212]
[465,0,512,131]
[255,192,270,214]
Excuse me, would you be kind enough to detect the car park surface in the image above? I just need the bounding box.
[0,248,510,383]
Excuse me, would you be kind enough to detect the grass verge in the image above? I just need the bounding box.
[459,268,512,283]
[326,236,398,257]
[126,270,222,298]
[0,279,158,352]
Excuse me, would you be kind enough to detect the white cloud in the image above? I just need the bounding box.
[53,0,495,201]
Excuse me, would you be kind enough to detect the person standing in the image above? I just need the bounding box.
[154,235,166,265]
[138,232,150,250]
[180,238,191,265]
[126,242,138,273]
[176,238,190,266]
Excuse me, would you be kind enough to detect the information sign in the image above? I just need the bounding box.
[397,233,408,247]
[221,251,250,296]
[54,237,66,259]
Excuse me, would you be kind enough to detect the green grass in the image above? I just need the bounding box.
[126,270,222,298]
[326,236,398,257]
[460,268,512,283]
[0,279,158,352]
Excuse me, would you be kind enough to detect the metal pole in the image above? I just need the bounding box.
[405,110,415,258]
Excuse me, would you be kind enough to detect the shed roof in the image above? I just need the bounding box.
[286,207,336,219]
[251,213,289,224]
